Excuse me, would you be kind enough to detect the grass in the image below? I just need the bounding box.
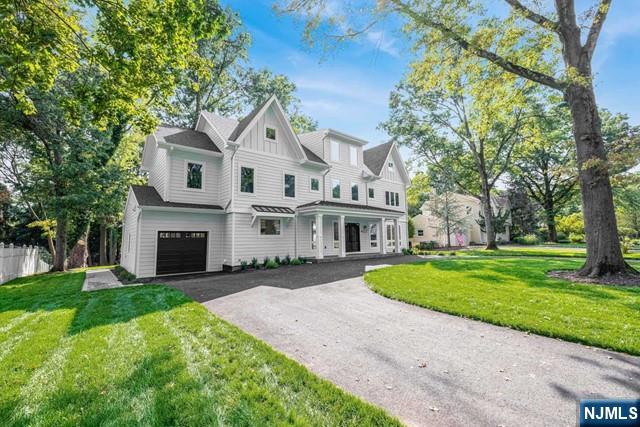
[463,245,640,259]
[365,258,640,355]
[0,272,400,426]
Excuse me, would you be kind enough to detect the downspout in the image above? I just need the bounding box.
[225,143,239,267]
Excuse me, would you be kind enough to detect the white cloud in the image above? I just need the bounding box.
[366,30,400,58]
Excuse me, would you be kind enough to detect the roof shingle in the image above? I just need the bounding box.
[363,141,394,176]
[131,185,223,211]
[156,126,221,153]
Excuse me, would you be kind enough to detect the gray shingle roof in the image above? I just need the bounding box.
[156,126,221,153]
[297,200,403,214]
[301,145,326,165]
[252,205,295,214]
[200,111,239,140]
[363,141,394,176]
[132,185,223,210]
[228,98,272,141]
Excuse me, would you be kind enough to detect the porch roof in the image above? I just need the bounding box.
[297,200,404,217]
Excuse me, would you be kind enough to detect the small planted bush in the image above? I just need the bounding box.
[290,257,302,265]
[520,234,540,245]
[418,241,438,250]
[569,233,584,243]
[402,248,411,255]
[274,255,281,265]
[240,260,248,271]
[556,231,568,242]
[283,254,291,265]
[113,265,136,282]
[265,259,279,269]
[622,238,632,254]
[263,256,271,267]
[251,257,259,269]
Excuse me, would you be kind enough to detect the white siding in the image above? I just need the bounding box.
[167,150,222,205]
[232,213,296,264]
[147,144,168,199]
[120,189,139,274]
[237,106,298,157]
[136,210,224,278]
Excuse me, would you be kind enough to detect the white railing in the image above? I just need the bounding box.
[0,243,51,285]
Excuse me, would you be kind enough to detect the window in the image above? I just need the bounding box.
[240,167,254,193]
[331,140,340,162]
[186,162,203,189]
[265,126,276,141]
[388,161,394,171]
[311,220,317,249]
[387,224,396,246]
[418,229,424,237]
[310,177,320,192]
[284,174,295,198]
[351,182,359,201]
[260,219,280,235]
[369,188,374,199]
[349,146,357,166]
[370,223,378,248]
[332,179,341,199]
[333,221,339,249]
[385,191,399,207]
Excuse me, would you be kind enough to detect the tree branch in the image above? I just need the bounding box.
[582,0,612,58]
[390,0,566,91]
[504,0,560,32]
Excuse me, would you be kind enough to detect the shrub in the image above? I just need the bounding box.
[113,265,136,282]
[283,254,291,265]
[290,257,302,265]
[569,233,584,243]
[448,252,456,256]
[557,213,585,235]
[418,241,438,250]
[265,259,279,269]
[240,260,248,271]
[250,257,259,269]
[518,234,540,245]
[622,238,632,254]
[298,256,306,264]
[274,255,281,265]
[402,248,411,255]
[263,256,271,267]
[556,231,568,242]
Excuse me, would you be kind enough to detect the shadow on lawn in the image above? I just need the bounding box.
[0,272,189,336]
[427,258,630,302]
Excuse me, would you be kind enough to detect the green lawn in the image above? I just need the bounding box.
[365,258,640,355]
[0,272,399,426]
[463,245,640,259]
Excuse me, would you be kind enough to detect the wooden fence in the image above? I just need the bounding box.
[0,243,50,285]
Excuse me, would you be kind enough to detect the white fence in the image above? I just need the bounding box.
[0,243,51,285]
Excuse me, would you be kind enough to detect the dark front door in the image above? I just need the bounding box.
[156,231,207,275]
[345,223,360,253]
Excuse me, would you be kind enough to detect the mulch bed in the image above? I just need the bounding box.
[548,270,640,287]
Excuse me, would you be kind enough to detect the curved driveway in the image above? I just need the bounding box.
[165,258,640,426]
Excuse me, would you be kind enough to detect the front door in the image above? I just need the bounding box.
[345,223,360,253]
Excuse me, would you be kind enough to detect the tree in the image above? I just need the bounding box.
[506,183,540,238]
[614,174,640,239]
[511,100,577,242]
[281,0,630,276]
[1,0,229,270]
[381,50,528,250]
[425,190,468,248]
[406,172,430,217]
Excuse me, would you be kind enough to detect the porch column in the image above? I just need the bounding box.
[338,215,346,257]
[316,213,324,259]
[394,218,400,253]
[380,217,387,254]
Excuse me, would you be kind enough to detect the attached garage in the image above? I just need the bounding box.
[156,231,208,275]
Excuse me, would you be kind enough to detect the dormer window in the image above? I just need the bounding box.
[265,126,276,141]
[186,161,203,190]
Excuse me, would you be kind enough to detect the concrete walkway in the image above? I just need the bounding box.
[82,269,125,291]
[204,276,640,427]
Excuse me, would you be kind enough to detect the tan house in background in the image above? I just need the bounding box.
[411,193,511,248]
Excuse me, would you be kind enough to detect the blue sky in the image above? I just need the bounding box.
[223,0,640,152]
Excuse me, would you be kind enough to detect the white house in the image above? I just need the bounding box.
[120,96,410,277]
[411,193,511,248]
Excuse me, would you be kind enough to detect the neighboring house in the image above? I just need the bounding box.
[411,193,511,248]
[121,96,410,277]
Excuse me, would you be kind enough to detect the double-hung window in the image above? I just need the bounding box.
[332,179,341,199]
[418,229,424,237]
[351,182,359,201]
[385,191,400,207]
[284,174,295,198]
[368,188,374,199]
[186,162,203,190]
[240,166,254,194]
[310,177,320,192]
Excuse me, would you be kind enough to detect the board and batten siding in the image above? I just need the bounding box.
[166,150,222,206]
[237,106,298,157]
[135,210,224,278]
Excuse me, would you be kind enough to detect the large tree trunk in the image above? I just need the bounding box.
[480,182,497,250]
[565,84,627,276]
[67,222,91,269]
[544,197,558,243]
[99,223,108,265]
[52,216,67,271]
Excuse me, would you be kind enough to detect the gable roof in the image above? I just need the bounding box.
[228,97,271,142]
[200,111,239,140]
[363,141,394,175]
[301,145,326,165]
[131,185,223,210]
[156,126,221,153]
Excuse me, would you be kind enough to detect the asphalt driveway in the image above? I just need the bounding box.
[167,259,640,426]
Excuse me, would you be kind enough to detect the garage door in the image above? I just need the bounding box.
[156,231,207,275]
